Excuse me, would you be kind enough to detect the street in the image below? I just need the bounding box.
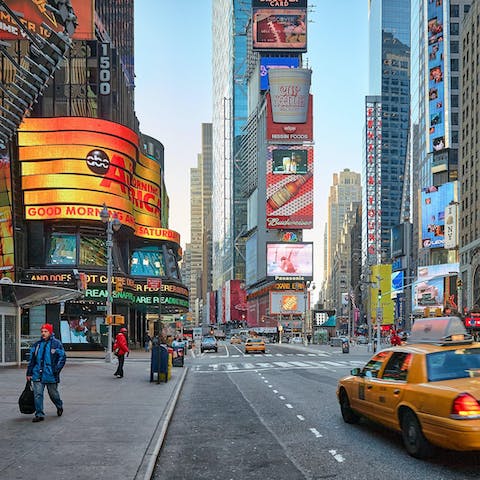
[154,342,480,480]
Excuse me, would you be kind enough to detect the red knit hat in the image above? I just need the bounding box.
[41,323,53,334]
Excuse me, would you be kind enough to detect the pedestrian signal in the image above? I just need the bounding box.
[106,314,125,325]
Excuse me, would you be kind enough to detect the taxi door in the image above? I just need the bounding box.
[370,352,412,429]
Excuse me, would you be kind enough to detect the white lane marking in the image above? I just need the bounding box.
[231,355,240,358]
[285,404,293,409]
[224,345,230,358]
[209,364,219,371]
[279,396,286,400]
[273,361,294,368]
[225,363,239,370]
[273,390,278,394]
[242,363,256,369]
[264,380,269,383]
[323,361,344,366]
[329,450,345,463]
[307,353,317,356]
[289,361,311,367]
[268,385,273,388]
[309,428,323,438]
[255,362,274,368]
[296,353,305,356]
[296,415,305,421]
[275,354,284,357]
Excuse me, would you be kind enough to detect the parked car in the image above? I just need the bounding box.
[291,337,303,344]
[356,335,368,345]
[200,336,218,353]
[245,338,266,354]
[337,316,480,458]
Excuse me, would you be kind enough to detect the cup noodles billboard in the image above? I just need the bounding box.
[252,8,307,52]
[266,242,313,280]
[266,145,313,229]
[17,117,180,244]
[0,0,94,40]
[260,56,300,91]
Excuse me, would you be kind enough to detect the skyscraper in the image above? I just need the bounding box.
[212,1,250,291]
[364,0,411,263]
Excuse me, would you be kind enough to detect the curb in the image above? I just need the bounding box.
[134,366,188,480]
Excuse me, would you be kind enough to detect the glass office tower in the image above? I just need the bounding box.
[365,0,411,261]
[212,1,250,290]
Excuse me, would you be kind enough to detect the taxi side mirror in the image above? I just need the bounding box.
[350,367,361,376]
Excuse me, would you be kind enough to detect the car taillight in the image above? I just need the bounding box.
[451,393,480,419]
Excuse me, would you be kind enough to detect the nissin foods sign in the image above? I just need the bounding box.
[18,117,180,245]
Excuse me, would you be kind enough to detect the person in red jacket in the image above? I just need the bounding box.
[113,327,129,378]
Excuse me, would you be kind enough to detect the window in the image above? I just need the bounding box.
[450,4,459,17]
[361,351,390,378]
[381,352,412,381]
[450,23,459,36]
[130,247,166,276]
[451,41,459,54]
[427,349,480,381]
[80,235,106,266]
[47,233,76,265]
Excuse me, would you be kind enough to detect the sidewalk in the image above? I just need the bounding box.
[0,350,187,480]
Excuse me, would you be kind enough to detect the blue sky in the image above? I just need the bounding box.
[135,1,369,286]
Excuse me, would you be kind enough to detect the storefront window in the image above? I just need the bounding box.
[130,247,165,276]
[47,233,76,265]
[80,235,106,266]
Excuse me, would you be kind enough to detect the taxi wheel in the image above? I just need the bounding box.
[339,389,360,424]
[401,410,434,459]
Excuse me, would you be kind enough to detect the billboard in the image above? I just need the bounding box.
[266,242,313,280]
[252,0,307,7]
[421,182,456,249]
[270,291,307,315]
[266,145,313,229]
[0,0,94,40]
[260,57,300,91]
[252,8,307,52]
[390,224,405,258]
[18,117,180,244]
[391,270,404,296]
[413,263,459,311]
[427,1,446,153]
[0,148,14,280]
[365,99,382,264]
[266,93,313,142]
[444,203,458,250]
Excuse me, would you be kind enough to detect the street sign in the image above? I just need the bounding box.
[376,307,383,324]
[147,278,162,289]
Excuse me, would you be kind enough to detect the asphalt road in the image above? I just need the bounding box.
[154,342,480,480]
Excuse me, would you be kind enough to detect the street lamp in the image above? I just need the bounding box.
[303,281,315,345]
[100,203,121,362]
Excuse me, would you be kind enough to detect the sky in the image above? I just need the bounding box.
[134,1,369,288]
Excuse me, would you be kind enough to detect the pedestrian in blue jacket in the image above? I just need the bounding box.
[26,323,66,423]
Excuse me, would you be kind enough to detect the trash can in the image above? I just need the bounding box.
[150,345,170,383]
[172,347,184,367]
[342,339,350,354]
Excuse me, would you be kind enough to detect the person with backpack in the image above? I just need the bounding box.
[26,323,66,423]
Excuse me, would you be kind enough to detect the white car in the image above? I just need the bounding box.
[291,337,303,344]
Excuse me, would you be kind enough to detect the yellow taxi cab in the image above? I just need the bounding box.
[230,336,242,344]
[337,316,480,458]
[245,337,266,354]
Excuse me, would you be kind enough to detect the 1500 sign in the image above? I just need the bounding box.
[99,43,111,95]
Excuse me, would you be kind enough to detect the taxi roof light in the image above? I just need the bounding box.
[451,393,480,419]
[408,317,474,345]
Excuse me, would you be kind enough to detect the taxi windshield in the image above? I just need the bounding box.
[427,348,480,381]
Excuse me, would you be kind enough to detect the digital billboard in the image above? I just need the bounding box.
[269,291,306,315]
[266,145,313,229]
[0,148,14,280]
[260,57,300,91]
[266,242,313,280]
[413,263,459,311]
[421,182,456,249]
[252,8,307,52]
[252,0,307,7]
[266,93,313,143]
[427,1,446,153]
[0,0,94,40]
[18,117,180,245]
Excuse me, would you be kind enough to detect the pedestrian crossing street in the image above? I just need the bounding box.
[192,352,366,373]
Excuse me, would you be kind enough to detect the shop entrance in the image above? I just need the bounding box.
[0,306,18,365]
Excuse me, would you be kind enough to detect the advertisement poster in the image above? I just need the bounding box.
[413,263,459,311]
[0,0,94,40]
[269,291,306,315]
[266,242,313,279]
[427,0,446,153]
[421,182,456,249]
[0,149,14,280]
[260,57,300,90]
[252,8,307,51]
[266,145,313,229]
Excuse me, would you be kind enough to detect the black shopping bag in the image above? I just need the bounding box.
[18,380,35,414]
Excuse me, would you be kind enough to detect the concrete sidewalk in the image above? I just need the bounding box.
[0,350,187,480]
